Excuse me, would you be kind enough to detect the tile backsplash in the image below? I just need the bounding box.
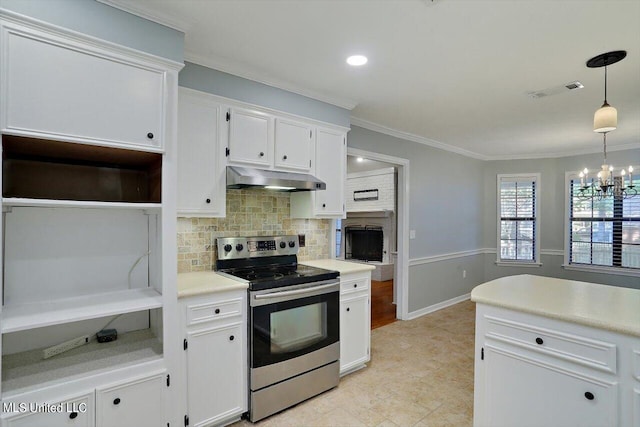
[177,189,332,273]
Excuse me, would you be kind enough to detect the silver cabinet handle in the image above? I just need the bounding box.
[254,282,338,300]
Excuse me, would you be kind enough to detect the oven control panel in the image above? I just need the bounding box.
[216,235,299,260]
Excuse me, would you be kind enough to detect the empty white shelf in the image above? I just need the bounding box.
[2,198,162,210]
[2,288,163,333]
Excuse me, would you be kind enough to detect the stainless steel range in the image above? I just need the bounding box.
[215,235,340,423]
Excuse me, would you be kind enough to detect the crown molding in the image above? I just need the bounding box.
[350,116,640,161]
[97,0,190,32]
[488,141,640,161]
[349,116,490,161]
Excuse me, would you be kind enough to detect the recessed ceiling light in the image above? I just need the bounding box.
[356,157,364,162]
[347,55,368,66]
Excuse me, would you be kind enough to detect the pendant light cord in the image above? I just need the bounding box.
[604,65,608,103]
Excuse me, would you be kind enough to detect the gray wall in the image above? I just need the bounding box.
[483,148,640,290]
[1,0,184,62]
[349,125,640,312]
[348,125,487,312]
[179,62,351,128]
[348,126,485,257]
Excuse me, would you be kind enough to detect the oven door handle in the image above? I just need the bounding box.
[254,282,339,300]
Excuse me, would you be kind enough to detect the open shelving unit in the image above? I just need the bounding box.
[1,133,169,402]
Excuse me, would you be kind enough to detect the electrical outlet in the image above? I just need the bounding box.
[43,335,90,359]
[409,230,416,239]
[298,234,306,247]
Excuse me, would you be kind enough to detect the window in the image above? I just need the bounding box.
[335,218,342,258]
[497,174,540,264]
[567,173,640,272]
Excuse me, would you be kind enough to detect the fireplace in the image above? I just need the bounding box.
[345,226,383,262]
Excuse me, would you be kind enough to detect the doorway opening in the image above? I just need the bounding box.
[334,150,409,328]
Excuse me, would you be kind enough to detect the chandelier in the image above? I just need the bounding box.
[576,50,636,200]
[577,133,636,200]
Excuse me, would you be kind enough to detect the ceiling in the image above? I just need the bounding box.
[104,0,640,160]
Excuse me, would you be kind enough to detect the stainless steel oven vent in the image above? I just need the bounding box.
[226,166,326,191]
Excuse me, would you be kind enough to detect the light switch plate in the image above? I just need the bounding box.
[298,234,306,247]
[410,230,416,239]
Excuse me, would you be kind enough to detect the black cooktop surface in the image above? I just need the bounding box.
[220,262,339,291]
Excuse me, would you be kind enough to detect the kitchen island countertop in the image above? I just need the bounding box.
[177,271,247,298]
[300,259,376,275]
[471,274,640,337]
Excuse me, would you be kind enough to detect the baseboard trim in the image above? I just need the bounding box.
[406,293,471,320]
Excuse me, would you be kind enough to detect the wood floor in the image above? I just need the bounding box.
[370,279,396,329]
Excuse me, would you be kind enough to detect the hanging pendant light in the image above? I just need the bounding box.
[577,50,636,200]
[587,50,626,133]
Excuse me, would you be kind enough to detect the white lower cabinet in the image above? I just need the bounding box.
[474,304,638,427]
[4,392,94,427]
[339,272,371,375]
[180,290,247,427]
[482,346,617,427]
[95,374,164,427]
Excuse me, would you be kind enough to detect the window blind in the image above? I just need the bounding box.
[569,177,640,269]
[499,176,537,262]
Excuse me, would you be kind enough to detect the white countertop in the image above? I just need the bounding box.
[471,274,640,337]
[177,271,248,298]
[300,259,376,274]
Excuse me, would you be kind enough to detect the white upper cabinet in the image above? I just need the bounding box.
[274,118,313,172]
[227,107,273,167]
[1,19,168,151]
[290,127,346,219]
[314,127,346,216]
[177,88,226,217]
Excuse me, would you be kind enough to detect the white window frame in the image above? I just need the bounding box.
[562,171,640,277]
[496,173,541,267]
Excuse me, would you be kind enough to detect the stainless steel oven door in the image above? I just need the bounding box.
[249,280,340,391]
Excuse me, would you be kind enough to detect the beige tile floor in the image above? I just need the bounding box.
[235,300,476,427]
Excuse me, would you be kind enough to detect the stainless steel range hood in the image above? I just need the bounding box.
[226,166,326,191]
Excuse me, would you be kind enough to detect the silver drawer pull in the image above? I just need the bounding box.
[255,282,338,300]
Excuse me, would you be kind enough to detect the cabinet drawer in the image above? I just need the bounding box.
[340,278,369,295]
[186,297,243,326]
[485,315,617,374]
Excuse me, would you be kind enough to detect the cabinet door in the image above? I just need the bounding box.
[96,374,164,427]
[481,346,618,427]
[186,323,245,427]
[314,128,346,216]
[274,118,312,172]
[340,293,370,374]
[4,393,94,427]
[228,108,272,167]
[2,22,164,150]
[177,88,226,217]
